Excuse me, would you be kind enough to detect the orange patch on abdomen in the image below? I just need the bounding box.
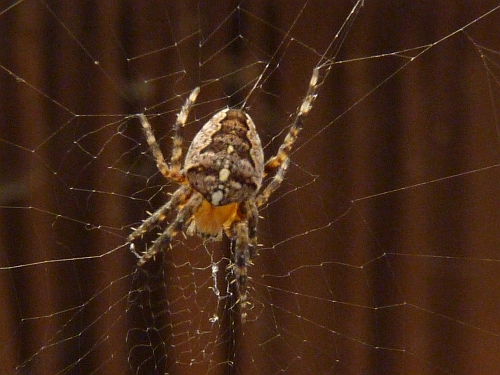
[193,200,239,237]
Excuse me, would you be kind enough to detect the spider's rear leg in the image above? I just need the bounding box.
[262,68,318,177]
[256,68,319,207]
[256,157,290,208]
[138,87,199,183]
[169,87,200,181]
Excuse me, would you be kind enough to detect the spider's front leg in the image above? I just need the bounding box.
[134,191,204,266]
[229,201,259,322]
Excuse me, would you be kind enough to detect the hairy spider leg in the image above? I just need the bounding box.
[128,184,191,245]
[264,68,318,174]
[255,157,290,207]
[228,200,258,322]
[256,68,319,207]
[170,87,200,180]
[138,87,200,183]
[137,192,204,266]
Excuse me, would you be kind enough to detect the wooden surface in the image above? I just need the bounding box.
[1,1,500,374]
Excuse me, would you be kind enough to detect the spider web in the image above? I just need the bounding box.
[1,0,500,374]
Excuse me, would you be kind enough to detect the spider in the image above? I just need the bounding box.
[128,67,319,322]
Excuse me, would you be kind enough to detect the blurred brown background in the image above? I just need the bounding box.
[1,1,500,374]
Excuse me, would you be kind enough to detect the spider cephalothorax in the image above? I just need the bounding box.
[128,68,318,322]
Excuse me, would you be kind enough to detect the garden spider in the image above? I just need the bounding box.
[128,67,319,322]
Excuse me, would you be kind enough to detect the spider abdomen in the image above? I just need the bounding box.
[184,109,264,206]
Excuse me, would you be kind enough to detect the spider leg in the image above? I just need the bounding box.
[255,157,290,207]
[263,67,319,175]
[245,201,259,254]
[230,221,251,322]
[138,87,200,183]
[229,201,259,322]
[128,184,191,243]
[255,68,319,207]
[170,87,200,181]
[138,113,170,179]
[137,191,204,266]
